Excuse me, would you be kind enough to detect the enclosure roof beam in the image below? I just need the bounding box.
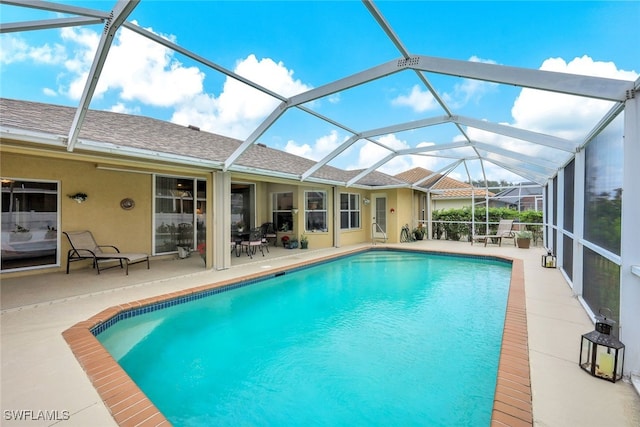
[224,102,288,171]
[346,153,396,187]
[471,140,562,170]
[455,115,577,152]
[1,0,111,19]
[67,0,139,151]
[300,115,451,182]
[412,55,634,101]
[475,149,557,176]
[484,158,548,185]
[0,16,104,33]
[412,159,463,188]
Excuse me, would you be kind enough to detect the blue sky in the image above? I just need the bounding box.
[1,1,638,183]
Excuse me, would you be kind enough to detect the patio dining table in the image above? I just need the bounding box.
[231,232,249,257]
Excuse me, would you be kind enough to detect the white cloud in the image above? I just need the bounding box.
[284,130,343,161]
[172,54,313,138]
[109,102,141,115]
[511,55,637,140]
[28,23,313,139]
[327,93,341,104]
[391,85,438,113]
[42,88,57,97]
[460,56,638,183]
[392,56,499,112]
[443,56,499,108]
[58,25,205,105]
[0,34,66,65]
[348,134,442,176]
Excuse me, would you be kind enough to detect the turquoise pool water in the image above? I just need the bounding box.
[97,250,511,426]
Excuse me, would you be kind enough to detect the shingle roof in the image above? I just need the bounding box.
[394,167,492,198]
[0,98,406,188]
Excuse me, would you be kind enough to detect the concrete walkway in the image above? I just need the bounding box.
[1,241,639,426]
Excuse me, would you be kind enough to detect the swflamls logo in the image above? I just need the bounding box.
[3,409,70,421]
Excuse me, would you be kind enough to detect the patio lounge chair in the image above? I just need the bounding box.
[63,230,150,275]
[471,219,515,247]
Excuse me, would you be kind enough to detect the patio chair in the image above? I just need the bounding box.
[63,230,150,275]
[471,219,515,247]
[260,222,277,246]
[240,228,265,259]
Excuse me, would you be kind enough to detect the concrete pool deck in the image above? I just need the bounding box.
[2,241,639,426]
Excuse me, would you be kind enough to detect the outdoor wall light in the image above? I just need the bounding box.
[291,208,298,215]
[579,308,625,383]
[68,192,88,203]
[363,198,370,205]
[390,208,395,214]
[541,249,556,268]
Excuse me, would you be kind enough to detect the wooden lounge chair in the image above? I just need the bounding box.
[471,219,515,247]
[63,230,150,275]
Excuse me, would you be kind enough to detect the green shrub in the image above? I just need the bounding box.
[431,207,542,241]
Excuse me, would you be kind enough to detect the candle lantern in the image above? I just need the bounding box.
[541,250,556,268]
[579,308,625,383]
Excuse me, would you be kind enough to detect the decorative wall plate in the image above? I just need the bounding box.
[120,198,135,210]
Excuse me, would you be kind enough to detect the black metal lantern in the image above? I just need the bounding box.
[541,250,556,268]
[579,308,625,383]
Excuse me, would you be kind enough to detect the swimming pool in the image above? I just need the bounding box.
[96,250,512,426]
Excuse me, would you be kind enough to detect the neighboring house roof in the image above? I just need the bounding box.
[492,183,543,200]
[394,167,492,199]
[0,98,407,188]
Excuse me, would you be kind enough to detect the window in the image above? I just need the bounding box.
[272,192,293,232]
[340,193,360,229]
[305,191,327,232]
[232,183,255,231]
[1,179,59,271]
[154,176,205,254]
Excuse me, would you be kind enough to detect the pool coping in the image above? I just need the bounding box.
[62,247,532,426]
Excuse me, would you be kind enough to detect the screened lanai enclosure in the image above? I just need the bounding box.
[1,0,639,382]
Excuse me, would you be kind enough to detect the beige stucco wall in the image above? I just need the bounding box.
[2,152,152,274]
[2,147,415,275]
[432,198,472,211]
[1,149,208,276]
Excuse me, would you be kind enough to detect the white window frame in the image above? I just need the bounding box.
[304,190,327,232]
[340,192,361,230]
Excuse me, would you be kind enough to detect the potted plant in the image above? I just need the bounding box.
[516,230,533,248]
[413,224,425,241]
[300,234,309,249]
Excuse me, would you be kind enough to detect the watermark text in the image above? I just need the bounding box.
[4,409,70,422]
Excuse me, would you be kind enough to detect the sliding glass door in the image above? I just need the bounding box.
[154,176,206,255]
[1,179,59,271]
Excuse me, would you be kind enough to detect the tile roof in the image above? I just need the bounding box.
[0,98,406,188]
[394,167,492,198]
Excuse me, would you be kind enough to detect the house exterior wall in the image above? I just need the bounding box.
[432,198,472,211]
[1,147,209,276]
[2,146,410,276]
[2,151,153,263]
